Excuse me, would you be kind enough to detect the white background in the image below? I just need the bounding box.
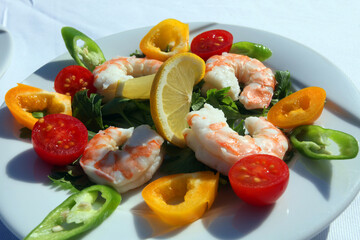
[0,0,359,239]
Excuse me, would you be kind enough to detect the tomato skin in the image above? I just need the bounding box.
[191,29,233,61]
[32,114,88,166]
[229,154,289,206]
[267,86,326,129]
[54,65,96,97]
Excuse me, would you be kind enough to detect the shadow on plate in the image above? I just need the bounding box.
[130,184,273,239]
[291,154,332,200]
[130,201,188,239]
[6,148,52,183]
[33,59,75,82]
[0,105,26,141]
[202,185,273,239]
[311,226,330,240]
[189,23,217,35]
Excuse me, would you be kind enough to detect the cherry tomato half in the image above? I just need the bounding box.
[32,114,88,166]
[190,29,233,61]
[229,154,289,206]
[54,65,96,97]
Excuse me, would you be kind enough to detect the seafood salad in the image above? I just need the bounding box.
[4,19,359,240]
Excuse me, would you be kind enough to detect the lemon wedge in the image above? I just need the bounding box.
[150,52,205,147]
[118,74,155,99]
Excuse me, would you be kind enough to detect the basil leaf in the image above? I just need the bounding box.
[160,143,211,174]
[273,70,292,100]
[72,90,104,132]
[102,98,154,128]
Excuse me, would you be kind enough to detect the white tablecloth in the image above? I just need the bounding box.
[0,0,359,239]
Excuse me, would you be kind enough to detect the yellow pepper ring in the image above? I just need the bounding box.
[142,171,219,226]
[5,83,72,130]
[139,19,189,62]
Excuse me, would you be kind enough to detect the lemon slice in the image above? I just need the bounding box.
[150,52,205,147]
[118,74,155,99]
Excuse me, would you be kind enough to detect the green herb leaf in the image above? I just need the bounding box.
[273,70,292,100]
[72,90,104,132]
[205,87,243,130]
[191,91,206,111]
[160,143,211,174]
[32,111,45,119]
[19,127,32,139]
[88,130,96,141]
[48,159,94,192]
[102,98,154,128]
[130,49,146,58]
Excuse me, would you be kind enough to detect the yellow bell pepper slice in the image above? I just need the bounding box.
[5,83,72,130]
[142,171,219,226]
[139,19,189,61]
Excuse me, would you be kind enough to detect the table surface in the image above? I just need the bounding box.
[1,0,359,239]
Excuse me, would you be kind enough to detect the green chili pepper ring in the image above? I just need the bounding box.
[24,185,121,240]
[290,125,359,160]
[61,27,106,71]
[229,41,272,61]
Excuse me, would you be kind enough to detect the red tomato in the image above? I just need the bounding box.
[190,29,233,61]
[229,154,289,206]
[54,65,96,97]
[32,114,88,166]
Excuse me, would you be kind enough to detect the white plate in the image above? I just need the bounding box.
[1,22,360,240]
[0,26,13,78]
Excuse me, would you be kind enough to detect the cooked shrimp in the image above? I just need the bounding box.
[202,52,276,110]
[93,56,163,102]
[80,125,164,193]
[183,104,288,175]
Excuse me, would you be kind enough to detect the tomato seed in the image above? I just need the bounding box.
[64,84,70,88]
[253,177,261,183]
[65,78,71,83]
[239,166,247,171]
[39,118,45,123]
[71,75,76,80]
[241,174,250,179]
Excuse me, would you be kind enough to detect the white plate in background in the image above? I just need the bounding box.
[0,26,12,78]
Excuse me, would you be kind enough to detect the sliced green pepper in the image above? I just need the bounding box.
[229,41,272,61]
[290,125,359,160]
[61,27,106,71]
[25,185,121,240]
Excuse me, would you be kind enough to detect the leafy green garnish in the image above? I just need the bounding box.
[48,159,94,193]
[273,70,292,102]
[191,87,245,135]
[160,143,211,174]
[72,90,104,132]
[191,91,206,111]
[130,49,145,58]
[32,111,46,119]
[88,130,96,141]
[19,127,32,139]
[102,98,154,129]
[206,87,242,123]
